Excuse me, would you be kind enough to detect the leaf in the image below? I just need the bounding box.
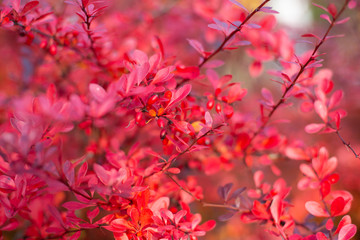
[300,164,317,178]
[328,90,343,109]
[338,224,357,240]
[305,123,325,134]
[336,17,350,25]
[63,201,89,210]
[316,232,328,240]
[22,1,39,15]
[228,0,248,13]
[320,14,332,24]
[165,84,192,111]
[285,147,309,160]
[312,3,329,13]
[87,207,100,223]
[259,7,279,14]
[331,197,345,216]
[219,212,235,221]
[205,111,213,128]
[63,160,75,187]
[187,39,205,56]
[253,170,264,188]
[89,83,107,102]
[93,164,110,185]
[217,183,233,201]
[305,201,330,217]
[335,215,352,234]
[270,195,282,224]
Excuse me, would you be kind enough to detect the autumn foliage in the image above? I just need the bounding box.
[0,0,359,239]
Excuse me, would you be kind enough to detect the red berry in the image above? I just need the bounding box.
[157,118,165,128]
[215,88,222,97]
[160,129,167,139]
[215,103,222,113]
[206,99,214,110]
[135,112,142,124]
[49,44,57,55]
[147,95,159,105]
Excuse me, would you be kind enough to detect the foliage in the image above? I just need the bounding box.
[0,0,359,239]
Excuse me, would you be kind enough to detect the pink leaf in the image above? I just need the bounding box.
[320,14,331,24]
[253,170,264,188]
[305,123,325,134]
[63,160,75,187]
[338,224,357,240]
[326,219,334,231]
[187,39,205,56]
[285,147,309,160]
[312,3,329,13]
[305,201,330,217]
[205,111,213,128]
[300,164,317,178]
[261,88,274,105]
[328,90,343,109]
[93,163,110,185]
[89,83,107,102]
[227,83,247,103]
[336,17,350,25]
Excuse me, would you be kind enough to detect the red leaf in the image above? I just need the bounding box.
[335,215,352,234]
[0,219,19,231]
[316,232,328,240]
[87,207,100,223]
[165,84,192,111]
[331,197,346,216]
[327,4,337,18]
[338,224,357,240]
[174,66,200,79]
[21,1,39,15]
[305,201,330,217]
[63,201,90,210]
[68,230,81,240]
[197,219,216,231]
[270,195,282,224]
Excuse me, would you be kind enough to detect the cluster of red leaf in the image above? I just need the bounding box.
[0,0,359,239]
